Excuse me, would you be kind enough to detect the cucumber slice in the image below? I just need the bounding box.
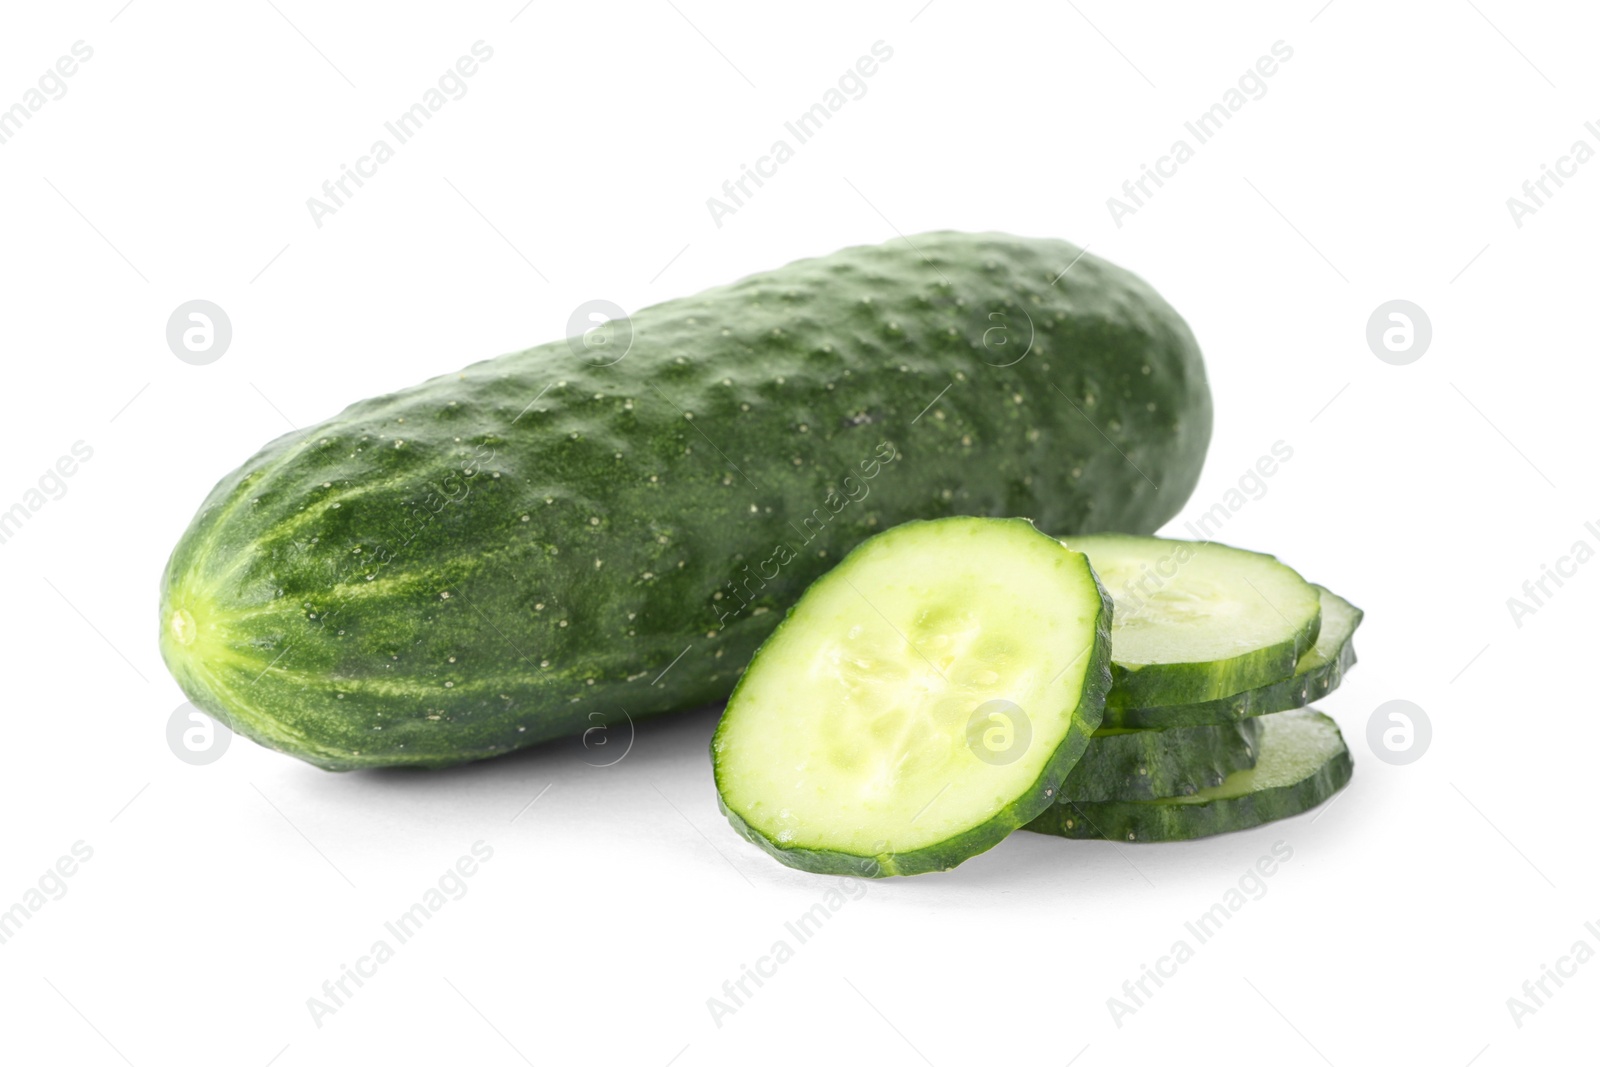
[713,517,1111,877]
[1104,586,1362,729]
[1028,708,1352,842]
[1058,534,1321,709]
[1066,719,1261,802]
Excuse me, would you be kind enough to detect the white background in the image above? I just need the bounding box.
[0,1,1594,1063]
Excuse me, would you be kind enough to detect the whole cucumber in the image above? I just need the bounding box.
[159,232,1211,769]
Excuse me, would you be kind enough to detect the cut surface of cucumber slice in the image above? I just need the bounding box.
[1059,534,1321,709]
[1027,708,1352,842]
[714,517,1111,877]
[1103,586,1361,728]
[1066,719,1261,802]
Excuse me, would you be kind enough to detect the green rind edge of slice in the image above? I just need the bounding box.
[1026,708,1352,843]
[1064,718,1262,802]
[1104,608,1320,710]
[1103,586,1362,729]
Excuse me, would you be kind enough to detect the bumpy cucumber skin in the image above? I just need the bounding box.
[1029,715,1352,842]
[715,527,1115,877]
[1102,588,1361,729]
[1065,719,1261,802]
[158,232,1209,770]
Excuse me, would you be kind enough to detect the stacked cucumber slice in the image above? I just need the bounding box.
[1033,709,1353,842]
[713,522,1360,876]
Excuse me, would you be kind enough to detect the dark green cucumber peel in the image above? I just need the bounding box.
[1029,708,1352,843]
[1102,586,1361,729]
[159,233,1209,770]
[1066,719,1261,802]
[714,518,1113,877]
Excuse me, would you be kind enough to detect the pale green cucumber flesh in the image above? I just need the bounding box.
[1058,534,1322,709]
[714,517,1111,877]
[1065,719,1261,801]
[1027,708,1352,842]
[1103,585,1361,728]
